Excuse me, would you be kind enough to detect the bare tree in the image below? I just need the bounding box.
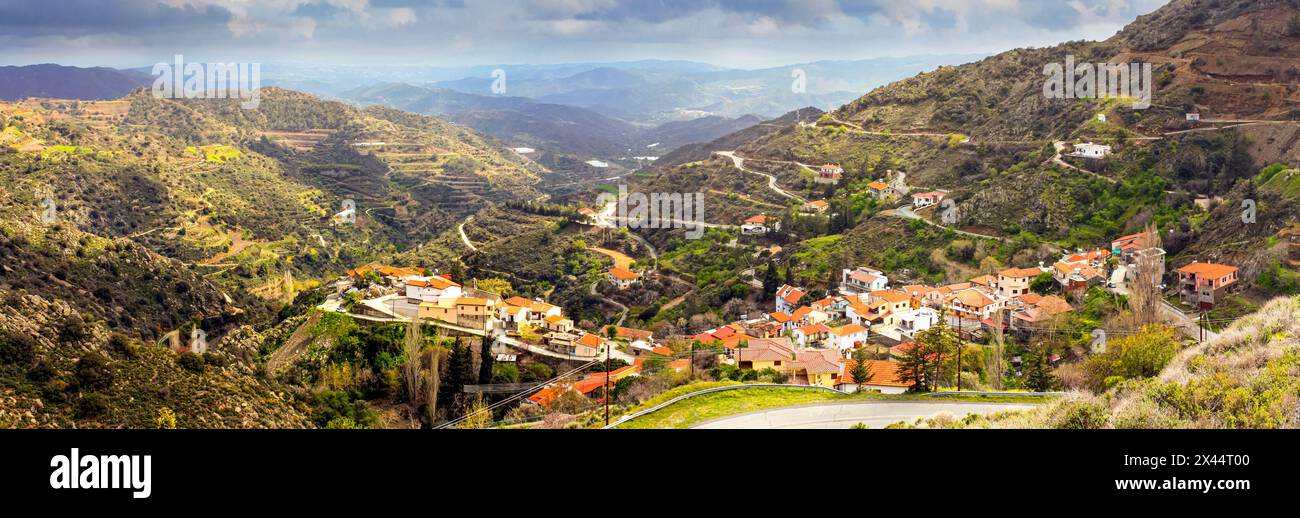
[424,330,443,423]
[990,307,1006,390]
[1129,223,1165,329]
[403,319,425,415]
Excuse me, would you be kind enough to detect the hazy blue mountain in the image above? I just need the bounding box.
[0,64,152,101]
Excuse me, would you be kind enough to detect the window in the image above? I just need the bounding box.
[773,361,782,366]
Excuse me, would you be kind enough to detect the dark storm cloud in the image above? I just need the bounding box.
[0,0,232,37]
[0,0,1172,67]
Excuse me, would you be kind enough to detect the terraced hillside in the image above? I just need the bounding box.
[0,86,549,428]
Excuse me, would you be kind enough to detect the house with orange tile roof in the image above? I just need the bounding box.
[815,164,843,185]
[735,338,796,371]
[910,191,945,208]
[742,213,772,234]
[1176,261,1239,310]
[572,332,606,357]
[615,326,653,342]
[841,266,888,294]
[666,358,692,373]
[867,180,895,199]
[542,314,575,333]
[608,267,642,289]
[1111,232,1149,262]
[774,284,806,313]
[791,322,831,347]
[808,296,845,318]
[836,359,911,394]
[945,288,999,320]
[790,349,844,387]
[997,266,1044,298]
[801,200,830,214]
[1009,295,1073,332]
[827,323,868,352]
[404,275,463,302]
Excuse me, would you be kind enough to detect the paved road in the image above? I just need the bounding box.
[886,204,1007,242]
[1161,300,1219,343]
[715,150,805,203]
[693,400,1036,429]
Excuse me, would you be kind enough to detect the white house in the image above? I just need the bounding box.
[840,267,888,294]
[742,214,771,235]
[897,307,939,337]
[827,324,869,352]
[774,284,806,314]
[404,276,462,302]
[608,267,642,289]
[911,191,945,209]
[815,164,843,185]
[1070,142,1112,158]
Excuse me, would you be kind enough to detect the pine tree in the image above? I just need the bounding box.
[896,340,933,392]
[850,347,873,387]
[762,259,780,298]
[1024,346,1058,392]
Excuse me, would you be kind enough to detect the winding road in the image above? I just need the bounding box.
[692,400,1035,429]
[715,151,805,203]
[458,215,478,251]
[885,204,1008,242]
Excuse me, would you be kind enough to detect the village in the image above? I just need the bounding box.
[318,202,1245,409]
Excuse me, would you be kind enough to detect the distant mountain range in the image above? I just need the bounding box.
[341,82,763,159]
[422,56,987,124]
[0,64,151,101]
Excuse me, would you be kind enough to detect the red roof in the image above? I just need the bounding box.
[609,267,641,281]
[776,285,806,305]
[839,360,910,388]
[1176,262,1238,278]
[577,333,604,348]
[744,214,768,225]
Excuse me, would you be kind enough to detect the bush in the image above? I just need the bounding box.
[177,352,206,373]
[1081,325,1179,392]
[311,390,378,428]
[59,314,87,343]
[77,393,109,418]
[0,330,36,365]
[1050,399,1110,429]
[75,353,114,391]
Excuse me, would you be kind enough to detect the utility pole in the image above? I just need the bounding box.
[690,341,696,379]
[604,340,611,426]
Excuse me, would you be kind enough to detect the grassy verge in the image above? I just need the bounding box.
[610,384,1055,429]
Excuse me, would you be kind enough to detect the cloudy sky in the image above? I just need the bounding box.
[0,0,1170,69]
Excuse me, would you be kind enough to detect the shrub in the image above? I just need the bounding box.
[59,314,87,343]
[1081,325,1179,392]
[1050,399,1110,429]
[177,352,205,373]
[0,330,36,365]
[77,393,109,418]
[75,353,114,391]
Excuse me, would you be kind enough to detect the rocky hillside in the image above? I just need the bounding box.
[0,86,551,427]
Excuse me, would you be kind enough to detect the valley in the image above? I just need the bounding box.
[1,0,1298,431]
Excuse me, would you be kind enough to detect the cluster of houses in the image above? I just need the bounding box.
[342,263,617,359]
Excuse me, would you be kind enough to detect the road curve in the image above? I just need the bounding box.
[692,400,1035,429]
[715,150,805,203]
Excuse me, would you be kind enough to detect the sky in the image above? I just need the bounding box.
[0,0,1171,69]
